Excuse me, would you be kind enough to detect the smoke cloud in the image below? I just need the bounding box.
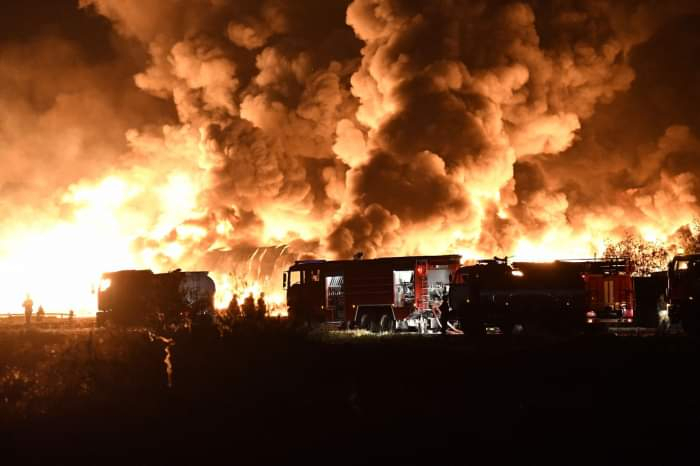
[4,0,700,283]
[0,2,173,240]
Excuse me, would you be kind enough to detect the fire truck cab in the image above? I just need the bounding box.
[283,255,461,332]
[577,258,635,327]
[667,254,700,335]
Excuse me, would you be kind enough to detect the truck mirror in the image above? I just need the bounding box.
[283,272,288,289]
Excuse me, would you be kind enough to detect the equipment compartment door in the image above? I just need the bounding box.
[393,270,415,308]
[325,275,345,321]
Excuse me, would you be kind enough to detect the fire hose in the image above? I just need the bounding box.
[427,310,464,334]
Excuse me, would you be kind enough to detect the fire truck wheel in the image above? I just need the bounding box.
[359,313,371,330]
[379,314,394,333]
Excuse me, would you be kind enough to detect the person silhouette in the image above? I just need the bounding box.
[227,294,241,322]
[23,294,34,325]
[242,292,256,320]
[439,295,450,335]
[256,293,267,320]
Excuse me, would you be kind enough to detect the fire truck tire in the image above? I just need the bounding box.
[379,313,394,333]
[359,313,371,330]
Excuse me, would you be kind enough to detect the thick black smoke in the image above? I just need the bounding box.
[4,0,700,265]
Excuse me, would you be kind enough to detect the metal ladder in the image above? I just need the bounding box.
[416,259,430,311]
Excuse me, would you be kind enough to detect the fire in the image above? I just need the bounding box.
[0,167,289,318]
[0,172,213,316]
[4,2,700,319]
[0,239,99,316]
[0,153,691,319]
[0,178,138,316]
[0,162,688,318]
[512,236,595,263]
[211,272,287,317]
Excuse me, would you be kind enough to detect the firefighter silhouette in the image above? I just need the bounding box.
[22,294,34,325]
[36,306,45,322]
[439,295,450,335]
[257,293,267,320]
[227,294,240,322]
[242,292,256,320]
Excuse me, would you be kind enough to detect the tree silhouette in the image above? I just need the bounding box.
[603,234,669,277]
[673,218,700,255]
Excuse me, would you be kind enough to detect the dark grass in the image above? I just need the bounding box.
[1,321,698,465]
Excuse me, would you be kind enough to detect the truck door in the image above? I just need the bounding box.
[286,270,303,321]
[305,268,324,321]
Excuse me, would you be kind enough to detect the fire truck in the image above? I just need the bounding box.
[633,271,667,329]
[449,257,635,335]
[96,269,216,328]
[283,255,462,332]
[667,254,700,335]
[575,258,635,327]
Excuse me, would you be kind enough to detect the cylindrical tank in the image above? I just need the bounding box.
[178,272,216,314]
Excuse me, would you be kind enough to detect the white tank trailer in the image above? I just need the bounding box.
[97,269,216,328]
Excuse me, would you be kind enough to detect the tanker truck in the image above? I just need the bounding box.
[449,257,635,336]
[449,257,588,336]
[96,269,216,329]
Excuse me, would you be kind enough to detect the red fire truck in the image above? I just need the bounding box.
[449,257,635,335]
[283,255,462,332]
[574,258,635,327]
[667,254,700,335]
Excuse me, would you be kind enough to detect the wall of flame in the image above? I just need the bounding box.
[2,1,700,315]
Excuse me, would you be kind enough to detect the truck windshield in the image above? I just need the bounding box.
[289,271,301,286]
[675,259,700,271]
[676,260,689,271]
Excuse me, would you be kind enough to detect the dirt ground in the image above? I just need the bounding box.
[0,320,698,465]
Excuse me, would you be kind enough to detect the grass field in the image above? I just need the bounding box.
[1,319,698,464]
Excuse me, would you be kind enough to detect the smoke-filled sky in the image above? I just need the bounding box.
[2,0,700,296]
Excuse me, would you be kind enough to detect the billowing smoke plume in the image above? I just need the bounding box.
[3,1,700,312]
[83,0,700,260]
[78,0,362,262]
[335,0,700,258]
[0,3,172,230]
